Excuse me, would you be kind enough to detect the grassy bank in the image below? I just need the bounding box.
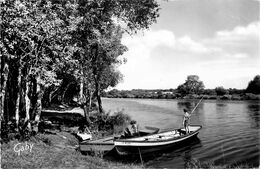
[1,131,256,169]
[2,107,257,169]
[1,131,143,169]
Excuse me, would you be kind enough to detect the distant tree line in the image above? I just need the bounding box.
[104,75,260,100]
[1,0,160,140]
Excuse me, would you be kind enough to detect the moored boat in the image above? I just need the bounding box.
[114,125,202,155]
[79,126,160,154]
[80,136,115,154]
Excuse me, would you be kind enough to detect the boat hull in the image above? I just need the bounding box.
[80,136,114,154]
[114,125,202,155]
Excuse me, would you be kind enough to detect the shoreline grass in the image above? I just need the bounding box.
[1,131,143,169]
[1,130,257,169]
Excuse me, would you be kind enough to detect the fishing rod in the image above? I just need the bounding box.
[190,96,204,114]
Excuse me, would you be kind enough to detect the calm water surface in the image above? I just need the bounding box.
[102,98,260,168]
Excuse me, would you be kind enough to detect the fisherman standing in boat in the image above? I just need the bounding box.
[183,109,191,133]
[121,120,139,138]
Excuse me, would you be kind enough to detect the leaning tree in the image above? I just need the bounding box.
[0,0,160,138]
[68,0,160,114]
[0,0,79,133]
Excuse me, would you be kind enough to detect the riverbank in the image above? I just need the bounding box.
[105,94,260,100]
[1,131,143,169]
[2,104,258,169]
[104,89,260,101]
[105,94,260,101]
[1,131,256,169]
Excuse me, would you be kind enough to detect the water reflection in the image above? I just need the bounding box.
[183,150,192,169]
[103,98,259,168]
[146,137,202,168]
[105,137,202,168]
[216,102,228,111]
[247,103,260,129]
[177,101,194,111]
[176,100,205,127]
[177,100,204,113]
[214,102,229,122]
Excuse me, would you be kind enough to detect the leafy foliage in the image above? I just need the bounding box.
[246,75,260,94]
[177,75,205,95]
[104,83,258,100]
[108,110,131,126]
[215,86,228,96]
[1,0,160,139]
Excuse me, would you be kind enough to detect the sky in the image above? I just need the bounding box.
[115,0,260,90]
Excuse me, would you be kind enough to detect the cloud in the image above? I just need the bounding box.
[122,30,175,50]
[117,21,259,90]
[217,22,259,37]
[121,30,175,63]
[176,36,210,53]
[205,21,260,59]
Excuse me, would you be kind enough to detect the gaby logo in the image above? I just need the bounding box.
[13,142,34,156]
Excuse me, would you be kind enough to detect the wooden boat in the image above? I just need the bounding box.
[114,125,202,155]
[79,126,160,154]
[80,136,115,154]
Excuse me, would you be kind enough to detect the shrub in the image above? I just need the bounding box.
[220,95,232,100]
[1,118,35,143]
[244,93,260,100]
[108,110,131,126]
[89,110,132,136]
[231,94,242,100]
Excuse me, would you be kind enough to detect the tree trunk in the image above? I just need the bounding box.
[79,73,84,103]
[83,103,91,125]
[85,90,93,125]
[92,44,103,114]
[15,66,22,127]
[0,60,9,122]
[80,68,92,125]
[61,82,73,104]
[84,87,94,125]
[48,86,59,105]
[33,76,44,133]
[94,77,103,114]
[24,79,31,130]
[88,90,93,113]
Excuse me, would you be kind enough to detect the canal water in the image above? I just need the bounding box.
[102,98,259,168]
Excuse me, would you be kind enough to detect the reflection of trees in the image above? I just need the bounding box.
[145,137,202,168]
[177,101,193,111]
[182,137,202,168]
[177,100,204,113]
[247,104,260,129]
[121,137,202,167]
[216,102,228,113]
[183,148,192,168]
[216,103,227,107]
[177,100,205,125]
